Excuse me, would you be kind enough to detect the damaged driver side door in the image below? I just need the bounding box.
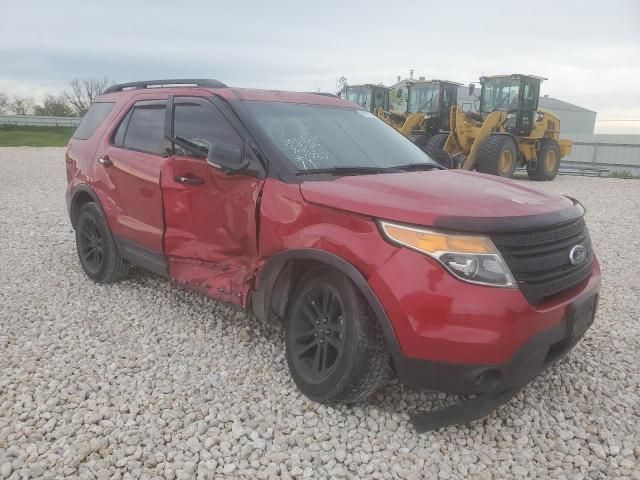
[160,96,264,306]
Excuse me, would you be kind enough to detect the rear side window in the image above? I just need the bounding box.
[113,102,169,156]
[72,102,114,140]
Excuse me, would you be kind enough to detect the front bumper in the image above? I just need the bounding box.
[368,247,601,367]
[394,291,598,394]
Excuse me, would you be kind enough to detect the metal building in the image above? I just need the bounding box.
[538,96,597,135]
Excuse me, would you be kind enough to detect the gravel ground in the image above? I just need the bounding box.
[0,147,638,480]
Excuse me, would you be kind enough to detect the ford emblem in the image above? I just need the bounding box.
[569,245,587,265]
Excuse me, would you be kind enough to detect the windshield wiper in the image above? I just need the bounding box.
[393,163,444,171]
[294,166,398,176]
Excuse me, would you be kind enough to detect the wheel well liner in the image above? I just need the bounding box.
[250,249,401,355]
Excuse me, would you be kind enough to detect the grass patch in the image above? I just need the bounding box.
[608,170,638,179]
[0,124,75,147]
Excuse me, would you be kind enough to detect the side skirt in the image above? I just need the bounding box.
[113,236,169,277]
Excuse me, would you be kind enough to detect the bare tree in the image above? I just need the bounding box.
[10,96,34,115]
[34,94,74,117]
[0,92,8,114]
[64,77,113,116]
[336,76,348,96]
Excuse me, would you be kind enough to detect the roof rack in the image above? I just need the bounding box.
[103,78,227,94]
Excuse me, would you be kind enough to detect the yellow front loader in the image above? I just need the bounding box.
[424,74,572,180]
[377,79,461,149]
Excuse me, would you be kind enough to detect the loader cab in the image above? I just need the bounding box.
[344,84,390,114]
[479,74,544,137]
[407,80,461,134]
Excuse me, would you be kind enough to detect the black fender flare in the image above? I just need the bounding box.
[250,248,401,355]
[68,183,107,229]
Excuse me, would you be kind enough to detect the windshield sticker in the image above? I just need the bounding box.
[357,110,376,118]
[284,135,329,169]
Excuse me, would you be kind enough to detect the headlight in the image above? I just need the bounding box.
[379,221,516,288]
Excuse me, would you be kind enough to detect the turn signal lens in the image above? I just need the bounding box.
[379,221,515,288]
[380,222,495,255]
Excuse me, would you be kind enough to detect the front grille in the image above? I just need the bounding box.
[491,218,594,304]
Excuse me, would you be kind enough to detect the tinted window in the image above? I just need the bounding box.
[112,109,132,146]
[173,99,241,157]
[72,102,114,140]
[123,104,168,156]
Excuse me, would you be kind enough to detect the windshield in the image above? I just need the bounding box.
[408,84,439,113]
[481,77,520,112]
[345,87,371,111]
[245,102,437,172]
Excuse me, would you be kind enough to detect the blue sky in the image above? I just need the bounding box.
[1,0,639,132]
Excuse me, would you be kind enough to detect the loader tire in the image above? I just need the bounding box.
[477,134,518,178]
[423,133,453,169]
[409,134,431,149]
[527,139,561,181]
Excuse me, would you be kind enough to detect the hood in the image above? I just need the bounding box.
[299,170,581,232]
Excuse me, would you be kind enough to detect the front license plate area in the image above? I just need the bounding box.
[566,294,598,342]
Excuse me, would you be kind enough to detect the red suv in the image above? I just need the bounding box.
[65,79,600,430]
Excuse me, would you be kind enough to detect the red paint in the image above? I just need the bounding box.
[66,84,601,373]
[161,155,263,306]
[300,169,574,225]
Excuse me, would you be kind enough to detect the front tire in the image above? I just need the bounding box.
[476,134,518,178]
[285,266,390,404]
[423,133,454,168]
[527,139,561,181]
[409,134,431,149]
[75,203,129,283]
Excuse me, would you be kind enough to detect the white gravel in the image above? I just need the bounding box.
[0,147,638,479]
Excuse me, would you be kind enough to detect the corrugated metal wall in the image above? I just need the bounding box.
[561,134,640,175]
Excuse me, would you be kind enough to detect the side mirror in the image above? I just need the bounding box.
[206,142,248,173]
[468,83,475,96]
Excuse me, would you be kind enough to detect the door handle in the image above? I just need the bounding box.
[97,156,113,167]
[174,175,204,186]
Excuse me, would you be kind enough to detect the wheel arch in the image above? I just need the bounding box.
[250,249,401,355]
[69,184,107,230]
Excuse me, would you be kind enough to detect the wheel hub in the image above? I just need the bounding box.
[78,216,105,274]
[290,287,345,383]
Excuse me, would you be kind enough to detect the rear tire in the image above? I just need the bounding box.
[75,203,129,283]
[527,139,561,181]
[476,134,518,178]
[285,266,390,404]
[423,133,454,168]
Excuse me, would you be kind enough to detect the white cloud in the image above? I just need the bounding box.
[1,0,639,131]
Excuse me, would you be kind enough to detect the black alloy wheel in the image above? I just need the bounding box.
[285,266,390,404]
[289,285,346,383]
[74,202,129,283]
[77,214,105,275]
